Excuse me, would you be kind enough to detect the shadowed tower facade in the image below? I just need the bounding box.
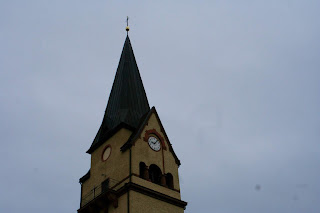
[78,30,187,213]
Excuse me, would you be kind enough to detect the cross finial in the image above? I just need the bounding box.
[126,16,130,33]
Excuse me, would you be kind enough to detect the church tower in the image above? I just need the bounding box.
[78,27,187,213]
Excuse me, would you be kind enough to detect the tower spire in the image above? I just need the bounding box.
[87,34,150,153]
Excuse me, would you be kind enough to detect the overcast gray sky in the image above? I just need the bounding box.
[1,0,320,212]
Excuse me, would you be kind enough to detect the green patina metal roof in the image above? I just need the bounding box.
[87,35,150,153]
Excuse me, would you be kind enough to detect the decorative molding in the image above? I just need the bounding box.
[118,182,187,209]
[131,173,180,192]
[78,174,184,213]
[79,170,90,184]
[120,107,181,166]
[87,122,135,154]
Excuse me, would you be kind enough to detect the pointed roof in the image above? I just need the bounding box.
[121,107,181,166]
[87,35,150,153]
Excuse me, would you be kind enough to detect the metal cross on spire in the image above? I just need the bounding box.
[126,16,130,34]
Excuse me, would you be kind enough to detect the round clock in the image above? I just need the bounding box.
[148,136,161,151]
[102,146,111,161]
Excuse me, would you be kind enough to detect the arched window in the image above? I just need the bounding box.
[139,162,147,179]
[149,164,162,185]
[166,173,174,189]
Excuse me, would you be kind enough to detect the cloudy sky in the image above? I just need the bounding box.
[1,0,320,212]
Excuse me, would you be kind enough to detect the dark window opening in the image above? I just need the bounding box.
[101,178,109,192]
[139,162,146,179]
[166,173,174,189]
[149,164,162,185]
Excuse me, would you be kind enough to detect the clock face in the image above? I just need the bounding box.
[102,146,111,161]
[148,136,161,151]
